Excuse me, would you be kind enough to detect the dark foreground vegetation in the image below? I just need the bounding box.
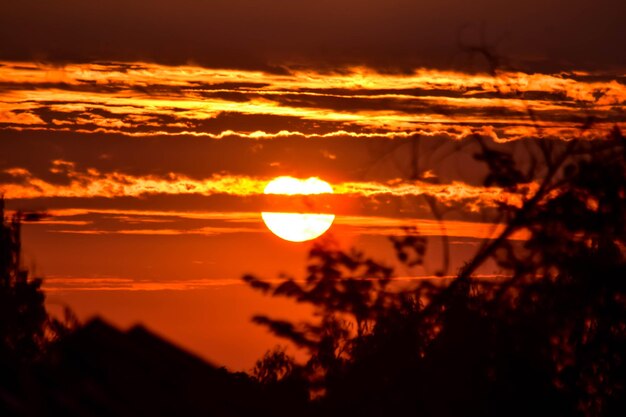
[1,126,625,417]
[245,127,626,417]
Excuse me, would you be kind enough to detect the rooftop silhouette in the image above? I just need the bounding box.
[2,317,288,417]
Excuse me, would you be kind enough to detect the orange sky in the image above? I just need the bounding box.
[1,0,625,371]
[1,59,623,369]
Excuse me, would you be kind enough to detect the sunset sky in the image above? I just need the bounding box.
[1,0,625,370]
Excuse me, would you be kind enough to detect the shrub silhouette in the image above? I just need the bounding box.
[245,127,626,417]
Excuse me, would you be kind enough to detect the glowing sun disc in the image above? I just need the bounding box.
[262,177,335,242]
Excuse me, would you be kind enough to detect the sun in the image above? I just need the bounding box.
[261,176,335,242]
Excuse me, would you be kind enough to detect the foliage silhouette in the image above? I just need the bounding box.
[245,127,626,417]
[0,199,80,415]
[0,199,76,364]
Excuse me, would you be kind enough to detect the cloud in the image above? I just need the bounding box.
[55,226,259,236]
[1,62,622,142]
[0,60,622,230]
[335,215,529,240]
[42,276,247,292]
[41,273,512,292]
[1,162,527,218]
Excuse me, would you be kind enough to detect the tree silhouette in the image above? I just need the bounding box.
[0,199,76,364]
[244,127,626,417]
